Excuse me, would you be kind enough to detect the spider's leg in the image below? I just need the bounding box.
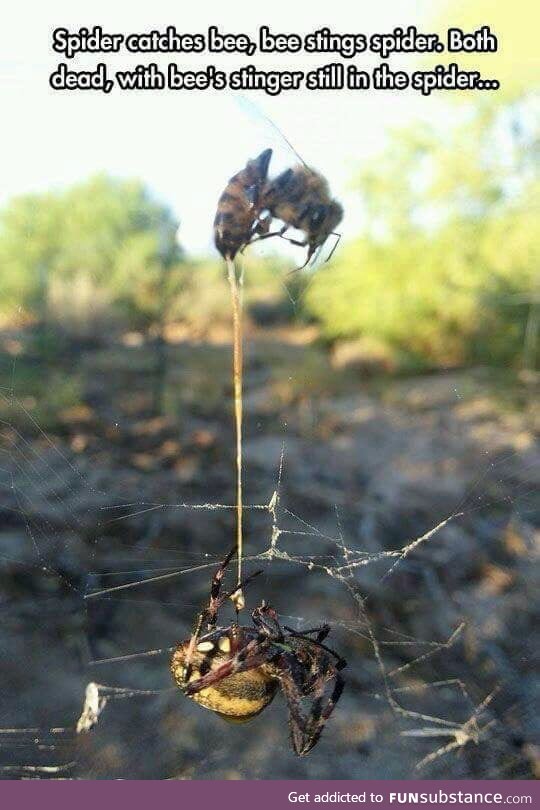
[279,667,314,756]
[184,546,235,667]
[204,545,237,629]
[198,548,263,632]
[304,672,345,754]
[185,634,275,695]
[284,624,330,643]
[283,626,347,670]
[280,666,345,756]
[183,548,262,678]
[315,626,331,643]
[252,602,284,639]
[213,568,264,626]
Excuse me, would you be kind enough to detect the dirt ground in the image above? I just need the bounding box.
[0,328,538,779]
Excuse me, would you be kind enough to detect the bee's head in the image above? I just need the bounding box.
[326,200,344,235]
[309,200,343,248]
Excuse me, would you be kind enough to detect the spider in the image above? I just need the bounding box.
[170,547,347,756]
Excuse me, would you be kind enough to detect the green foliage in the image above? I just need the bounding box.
[168,258,228,332]
[1,92,537,372]
[0,192,61,315]
[168,253,294,334]
[305,93,539,369]
[0,175,181,329]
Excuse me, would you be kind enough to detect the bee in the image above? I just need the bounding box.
[255,164,343,269]
[213,148,273,260]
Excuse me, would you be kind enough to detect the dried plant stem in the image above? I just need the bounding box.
[226,258,245,602]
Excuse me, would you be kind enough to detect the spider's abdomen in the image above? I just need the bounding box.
[171,642,278,721]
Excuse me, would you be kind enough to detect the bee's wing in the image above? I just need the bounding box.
[234,95,310,173]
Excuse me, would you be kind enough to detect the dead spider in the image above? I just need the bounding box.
[171,547,346,756]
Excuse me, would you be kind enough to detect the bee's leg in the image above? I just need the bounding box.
[239,217,270,254]
[240,232,278,254]
[247,229,315,274]
[250,212,273,237]
[281,236,308,248]
[285,247,311,275]
[284,240,325,274]
[247,224,289,247]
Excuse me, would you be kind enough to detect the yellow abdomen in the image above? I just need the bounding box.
[193,668,278,720]
[171,645,278,721]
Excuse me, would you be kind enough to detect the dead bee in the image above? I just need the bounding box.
[213,148,273,260]
[255,164,343,270]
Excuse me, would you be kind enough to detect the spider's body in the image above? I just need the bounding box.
[171,627,279,720]
[171,548,346,755]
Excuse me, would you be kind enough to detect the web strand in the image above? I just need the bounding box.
[1,347,536,777]
[226,258,245,600]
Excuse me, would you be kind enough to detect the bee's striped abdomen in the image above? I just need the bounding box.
[214,149,272,259]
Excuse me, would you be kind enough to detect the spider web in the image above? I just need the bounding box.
[0,342,537,780]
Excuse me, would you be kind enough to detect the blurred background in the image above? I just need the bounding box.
[0,0,538,781]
